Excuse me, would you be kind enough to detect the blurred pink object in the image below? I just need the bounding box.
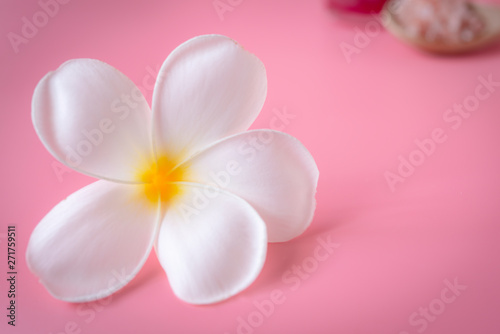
[327,0,388,13]
[394,0,485,44]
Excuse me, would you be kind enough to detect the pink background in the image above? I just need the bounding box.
[2,0,500,333]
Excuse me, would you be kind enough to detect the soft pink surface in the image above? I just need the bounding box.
[2,0,500,333]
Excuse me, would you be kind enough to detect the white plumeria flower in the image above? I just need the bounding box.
[27,35,319,305]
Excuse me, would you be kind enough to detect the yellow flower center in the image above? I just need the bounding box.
[139,156,187,205]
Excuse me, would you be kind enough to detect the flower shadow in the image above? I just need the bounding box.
[239,218,344,300]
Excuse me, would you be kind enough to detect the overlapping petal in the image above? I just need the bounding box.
[152,35,267,160]
[156,183,267,304]
[178,130,319,242]
[26,181,159,302]
[32,59,154,182]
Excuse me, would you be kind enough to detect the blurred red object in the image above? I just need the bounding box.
[327,0,389,13]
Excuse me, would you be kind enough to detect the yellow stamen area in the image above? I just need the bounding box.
[138,156,187,205]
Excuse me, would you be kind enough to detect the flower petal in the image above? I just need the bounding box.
[156,183,267,304]
[32,59,154,182]
[26,181,159,302]
[152,35,267,160]
[180,130,319,242]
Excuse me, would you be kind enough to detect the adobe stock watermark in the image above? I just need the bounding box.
[213,0,244,21]
[48,268,129,334]
[224,234,340,334]
[176,106,296,222]
[385,74,500,192]
[340,0,402,64]
[51,64,161,183]
[7,0,73,54]
[398,277,467,334]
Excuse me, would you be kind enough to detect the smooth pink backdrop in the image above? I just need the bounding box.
[1,0,500,333]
